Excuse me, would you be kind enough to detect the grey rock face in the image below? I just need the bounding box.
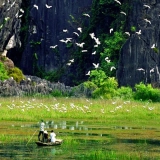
[0,0,22,53]
[117,1,160,87]
[21,0,92,84]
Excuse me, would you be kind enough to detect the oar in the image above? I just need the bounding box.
[26,129,38,146]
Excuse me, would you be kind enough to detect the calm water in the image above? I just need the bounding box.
[1,120,160,159]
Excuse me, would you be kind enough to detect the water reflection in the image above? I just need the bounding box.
[1,120,160,159]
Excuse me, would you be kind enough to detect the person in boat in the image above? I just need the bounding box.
[43,130,49,143]
[38,120,45,142]
[50,130,56,143]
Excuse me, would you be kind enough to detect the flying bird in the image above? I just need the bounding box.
[46,4,52,8]
[93,63,99,69]
[66,63,71,66]
[63,29,68,33]
[105,57,111,63]
[144,18,151,24]
[89,33,95,39]
[151,44,155,49]
[77,27,82,33]
[82,50,87,52]
[136,30,141,35]
[143,4,150,9]
[110,28,113,34]
[114,0,121,5]
[86,71,90,76]
[137,68,145,71]
[120,11,126,16]
[69,59,74,63]
[59,39,69,44]
[93,37,101,45]
[20,9,24,13]
[33,4,38,10]
[110,66,116,71]
[50,45,58,49]
[92,51,96,55]
[150,68,154,73]
[124,32,130,36]
[94,44,98,48]
[83,13,90,17]
[75,42,85,48]
[73,32,79,37]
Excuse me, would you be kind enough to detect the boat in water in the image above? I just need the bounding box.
[35,139,63,146]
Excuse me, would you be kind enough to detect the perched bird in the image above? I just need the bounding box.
[50,45,58,49]
[86,71,90,76]
[83,13,90,17]
[77,27,82,33]
[110,28,113,34]
[46,4,52,8]
[73,32,79,37]
[120,11,126,16]
[33,4,38,10]
[93,63,99,69]
[114,0,121,5]
[143,4,151,9]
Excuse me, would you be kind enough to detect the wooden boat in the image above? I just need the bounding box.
[35,139,63,146]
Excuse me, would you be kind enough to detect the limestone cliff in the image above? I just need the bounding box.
[20,0,93,85]
[0,0,22,56]
[117,0,160,87]
[1,0,160,87]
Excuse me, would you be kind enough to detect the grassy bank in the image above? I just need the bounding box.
[0,97,159,127]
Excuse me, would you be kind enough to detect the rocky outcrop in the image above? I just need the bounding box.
[0,75,91,97]
[0,75,72,97]
[117,0,160,87]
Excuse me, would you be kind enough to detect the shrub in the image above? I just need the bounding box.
[0,62,9,81]
[134,82,160,102]
[92,77,118,99]
[117,86,133,100]
[71,81,97,97]
[89,70,107,87]
[50,89,64,97]
[7,67,25,83]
